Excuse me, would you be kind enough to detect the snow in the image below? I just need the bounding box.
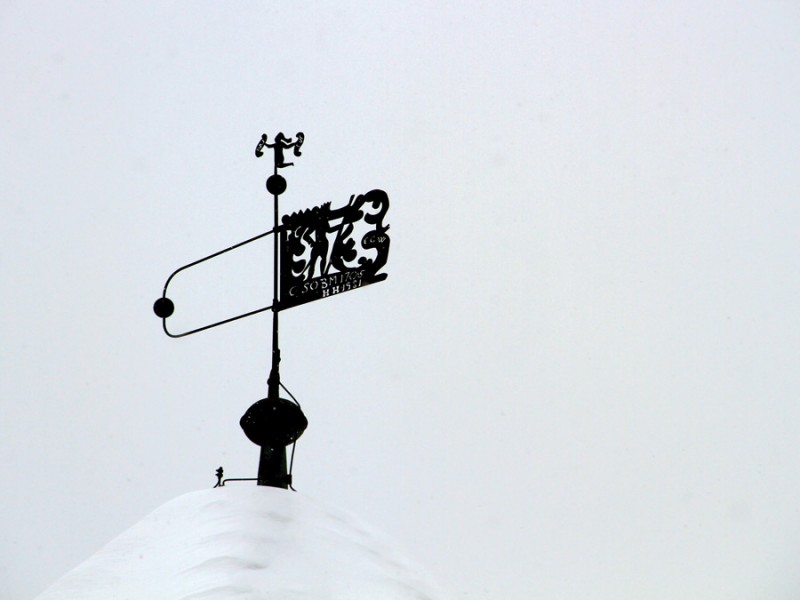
[34,486,443,600]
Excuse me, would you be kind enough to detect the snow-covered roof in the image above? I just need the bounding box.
[34,486,441,599]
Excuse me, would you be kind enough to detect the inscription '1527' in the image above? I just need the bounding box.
[288,269,365,299]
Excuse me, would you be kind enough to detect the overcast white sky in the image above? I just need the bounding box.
[3,2,800,598]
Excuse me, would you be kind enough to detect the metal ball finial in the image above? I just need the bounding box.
[266,174,287,196]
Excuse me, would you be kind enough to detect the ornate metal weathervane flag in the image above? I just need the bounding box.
[279,190,390,310]
[153,132,390,489]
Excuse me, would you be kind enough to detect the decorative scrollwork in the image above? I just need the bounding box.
[278,189,390,310]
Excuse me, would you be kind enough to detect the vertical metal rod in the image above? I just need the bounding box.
[258,162,288,488]
[271,162,280,399]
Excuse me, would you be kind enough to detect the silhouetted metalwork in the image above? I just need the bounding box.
[154,131,389,490]
[155,228,277,338]
[240,397,308,447]
[255,131,304,167]
[267,174,287,196]
[153,297,174,318]
[279,190,390,311]
[240,394,307,489]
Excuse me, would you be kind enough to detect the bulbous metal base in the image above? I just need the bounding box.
[240,397,308,448]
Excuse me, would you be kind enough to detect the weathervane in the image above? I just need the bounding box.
[153,132,390,489]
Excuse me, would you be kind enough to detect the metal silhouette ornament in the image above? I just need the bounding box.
[279,191,390,310]
[153,132,390,490]
[255,131,304,167]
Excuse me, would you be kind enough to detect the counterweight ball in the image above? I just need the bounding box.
[153,297,175,318]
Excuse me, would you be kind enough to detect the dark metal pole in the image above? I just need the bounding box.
[268,161,281,403]
[258,162,289,488]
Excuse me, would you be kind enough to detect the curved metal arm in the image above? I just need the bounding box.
[158,227,279,338]
[162,304,273,338]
